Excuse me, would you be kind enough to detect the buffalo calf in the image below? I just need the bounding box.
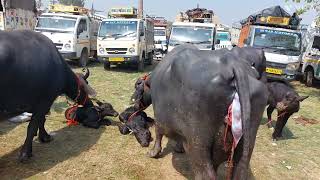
[118,106,154,147]
[267,81,308,140]
[67,101,118,129]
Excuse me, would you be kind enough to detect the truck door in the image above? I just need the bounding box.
[76,18,90,57]
[139,21,146,58]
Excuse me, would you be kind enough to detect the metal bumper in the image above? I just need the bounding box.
[60,52,77,59]
[98,56,140,64]
[266,69,298,81]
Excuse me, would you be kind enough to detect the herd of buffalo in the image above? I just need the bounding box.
[0,30,309,179]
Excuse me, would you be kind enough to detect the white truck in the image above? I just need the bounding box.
[35,4,106,67]
[238,6,303,81]
[97,7,154,71]
[215,27,233,50]
[154,26,167,59]
[169,7,218,52]
[0,0,37,31]
[168,22,217,52]
[301,26,320,86]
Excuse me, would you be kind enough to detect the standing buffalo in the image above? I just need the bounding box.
[131,45,268,179]
[267,81,308,140]
[0,30,96,162]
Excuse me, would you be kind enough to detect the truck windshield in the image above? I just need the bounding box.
[155,29,166,36]
[170,26,213,45]
[99,21,138,39]
[217,32,230,41]
[36,17,76,32]
[253,28,301,52]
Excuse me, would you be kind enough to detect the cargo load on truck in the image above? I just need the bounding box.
[98,6,154,71]
[35,4,107,67]
[240,5,301,29]
[0,0,37,31]
[238,6,303,81]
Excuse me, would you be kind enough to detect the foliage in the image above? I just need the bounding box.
[58,0,86,7]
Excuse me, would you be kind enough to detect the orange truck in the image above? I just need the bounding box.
[237,6,303,81]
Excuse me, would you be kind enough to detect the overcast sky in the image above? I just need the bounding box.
[84,0,317,25]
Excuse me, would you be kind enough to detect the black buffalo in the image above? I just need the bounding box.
[66,100,119,129]
[118,106,154,147]
[131,45,268,179]
[0,30,96,162]
[267,81,308,140]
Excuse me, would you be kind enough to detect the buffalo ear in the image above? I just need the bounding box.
[297,96,309,102]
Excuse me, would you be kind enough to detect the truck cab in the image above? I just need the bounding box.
[241,25,302,80]
[168,22,217,52]
[35,4,104,67]
[97,7,154,71]
[302,32,320,86]
[238,6,303,81]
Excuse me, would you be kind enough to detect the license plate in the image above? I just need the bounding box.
[109,57,124,62]
[266,67,283,75]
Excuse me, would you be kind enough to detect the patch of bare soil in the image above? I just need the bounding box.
[293,116,319,126]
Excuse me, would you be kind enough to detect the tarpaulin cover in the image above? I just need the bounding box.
[240,6,293,25]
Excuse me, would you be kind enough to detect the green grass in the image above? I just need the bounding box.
[0,62,319,180]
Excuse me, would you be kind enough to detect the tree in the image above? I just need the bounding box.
[59,0,86,7]
[286,0,320,25]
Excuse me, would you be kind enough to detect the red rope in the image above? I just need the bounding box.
[64,74,89,126]
[65,106,79,126]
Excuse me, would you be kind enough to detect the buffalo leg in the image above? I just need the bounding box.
[266,105,275,128]
[149,125,164,158]
[272,113,292,140]
[188,141,216,180]
[19,114,40,162]
[38,107,53,143]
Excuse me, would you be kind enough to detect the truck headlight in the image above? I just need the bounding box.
[129,47,135,53]
[286,62,300,71]
[99,48,105,54]
[64,43,71,50]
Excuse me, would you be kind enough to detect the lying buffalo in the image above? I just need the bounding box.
[131,45,268,179]
[65,100,119,129]
[267,81,308,140]
[0,30,96,162]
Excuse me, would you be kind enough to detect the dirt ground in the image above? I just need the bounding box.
[0,61,319,180]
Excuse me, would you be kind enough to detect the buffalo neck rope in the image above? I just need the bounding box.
[66,75,88,126]
[224,92,243,180]
[127,73,151,123]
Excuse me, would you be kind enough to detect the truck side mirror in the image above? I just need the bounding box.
[216,39,221,44]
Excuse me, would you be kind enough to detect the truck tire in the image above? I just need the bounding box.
[137,53,145,72]
[146,52,153,65]
[304,68,314,87]
[79,48,89,67]
[104,61,111,70]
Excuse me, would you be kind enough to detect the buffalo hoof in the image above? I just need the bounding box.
[148,148,161,158]
[18,151,32,163]
[39,134,53,143]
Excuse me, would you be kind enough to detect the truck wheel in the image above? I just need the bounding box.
[137,53,145,72]
[104,61,111,70]
[305,69,314,87]
[146,52,153,65]
[79,49,89,67]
